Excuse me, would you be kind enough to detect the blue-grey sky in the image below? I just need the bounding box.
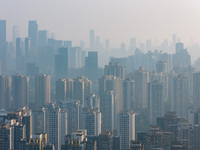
[1,0,200,48]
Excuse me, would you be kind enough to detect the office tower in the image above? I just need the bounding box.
[148,81,164,125]
[35,74,50,108]
[146,39,152,51]
[97,131,121,150]
[12,74,29,109]
[0,20,7,73]
[56,79,66,102]
[85,51,98,80]
[55,48,69,79]
[83,108,101,136]
[99,75,123,114]
[90,30,95,50]
[123,78,135,111]
[100,91,116,132]
[172,75,189,117]
[63,41,72,47]
[73,76,92,107]
[68,47,82,69]
[66,78,73,99]
[193,125,200,150]
[132,67,149,110]
[175,43,184,53]
[44,104,67,150]
[0,123,10,149]
[30,109,44,137]
[28,20,38,53]
[193,72,200,108]
[173,43,191,67]
[160,53,173,73]
[156,60,167,74]
[25,37,31,62]
[105,39,110,51]
[0,76,11,110]
[38,30,47,48]
[104,62,125,79]
[12,25,20,43]
[60,100,80,134]
[118,111,135,150]
[80,40,85,49]
[129,38,136,52]
[16,38,25,72]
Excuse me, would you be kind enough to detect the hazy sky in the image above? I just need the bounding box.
[1,0,200,49]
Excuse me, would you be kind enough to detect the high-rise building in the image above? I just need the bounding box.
[83,108,101,136]
[66,78,73,99]
[90,30,95,50]
[99,75,123,114]
[97,130,121,150]
[104,62,125,79]
[123,78,135,111]
[12,74,29,109]
[118,111,135,150]
[60,100,80,135]
[16,38,25,72]
[44,104,67,150]
[30,109,44,137]
[55,48,69,80]
[35,74,50,108]
[132,67,149,110]
[193,72,200,108]
[0,76,11,110]
[156,60,167,74]
[0,20,7,73]
[73,76,92,107]
[12,25,20,43]
[28,20,38,54]
[38,30,47,48]
[100,91,116,132]
[0,123,10,150]
[25,37,31,63]
[172,75,189,117]
[85,51,98,80]
[56,79,66,102]
[148,81,164,125]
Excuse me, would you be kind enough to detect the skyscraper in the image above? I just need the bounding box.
[118,111,135,150]
[193,72,200,108]
[85,51,98,80]
[104,62,125,80]
[0,20,7,73]
[123,78,135,111]
[28,20,38,54]
[0,76,11,110]
[148,81,164,125]
[12,74,29,109]
[73,76,92,107]
[83,108,101,136]
[90,30,95,50]
[44,104,67,150]
[132,67,149,110]
[16,38,24,72]
[56,79,66,102]
[35,74,50,108]
[99,75,123,114]
[100,91,116,131]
